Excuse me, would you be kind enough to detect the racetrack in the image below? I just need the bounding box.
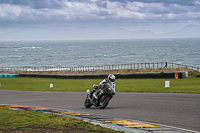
[0,90,200,132]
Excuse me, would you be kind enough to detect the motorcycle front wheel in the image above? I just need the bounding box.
[99,95,110,109]
[84,97,92,108]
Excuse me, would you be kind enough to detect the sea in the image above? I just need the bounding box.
[0,38,200,68]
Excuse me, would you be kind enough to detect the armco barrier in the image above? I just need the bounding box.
[0,74,18,77]
[19,72,187,79]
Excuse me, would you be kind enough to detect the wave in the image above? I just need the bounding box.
[22,46,42,49]
[0,47,23,49]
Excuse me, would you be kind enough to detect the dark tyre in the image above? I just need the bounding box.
[84,97,92,108]
[99,95,110,109]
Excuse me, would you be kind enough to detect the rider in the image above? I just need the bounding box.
[90,74,116,100]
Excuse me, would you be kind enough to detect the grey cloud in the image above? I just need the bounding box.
[0,0,200,24]
[0,0,63,9]
[108,0,199,6]
[1,0,200,8]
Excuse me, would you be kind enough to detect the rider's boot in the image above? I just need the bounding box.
[91,92,98,104]
[90,89,95,100]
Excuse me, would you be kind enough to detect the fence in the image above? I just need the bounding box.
[0,62,199,72]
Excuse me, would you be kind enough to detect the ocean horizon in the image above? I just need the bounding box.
[0,38,200,68]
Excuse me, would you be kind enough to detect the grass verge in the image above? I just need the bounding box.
[0,107,123,133]
[0,71,199,93]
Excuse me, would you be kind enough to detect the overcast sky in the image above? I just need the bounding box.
[0,0,200,34]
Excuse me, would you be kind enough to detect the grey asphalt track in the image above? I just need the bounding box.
[0,90,200,132]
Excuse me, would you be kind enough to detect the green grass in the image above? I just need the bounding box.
[0,77,98,92]
[0,71,200,93]
[116,78,200,93]
[0,107,122,132]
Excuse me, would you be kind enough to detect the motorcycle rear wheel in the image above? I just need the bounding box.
[84,97,92,108]
[99,95,110,109]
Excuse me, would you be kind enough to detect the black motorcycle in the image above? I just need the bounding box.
[84,82,115,109]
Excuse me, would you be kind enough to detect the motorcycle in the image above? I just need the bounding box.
[84,82,115,109]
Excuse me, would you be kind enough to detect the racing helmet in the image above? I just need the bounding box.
[108,74,115,82]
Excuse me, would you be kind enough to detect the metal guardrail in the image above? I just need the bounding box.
[166,62,200,72]
[0,62,199,72]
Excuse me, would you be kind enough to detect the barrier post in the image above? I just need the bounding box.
[165,81,170,87]
[50,84,53,88]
